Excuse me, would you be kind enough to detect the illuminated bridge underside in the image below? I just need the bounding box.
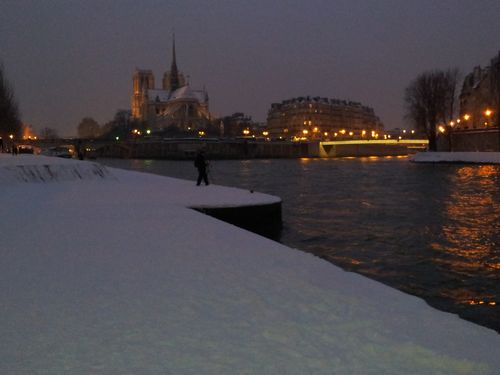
[312,139,429,158]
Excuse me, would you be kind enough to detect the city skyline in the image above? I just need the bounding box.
[1,0,499,136]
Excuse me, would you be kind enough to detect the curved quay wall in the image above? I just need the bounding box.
[193,201,282,240]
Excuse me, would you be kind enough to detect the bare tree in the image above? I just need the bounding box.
[404,68,459,151]
[77,117,100,139]
[0,64,22,138]
[444,68,460,124]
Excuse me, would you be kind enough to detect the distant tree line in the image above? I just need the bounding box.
[76,110,145,140]
[75,111,261,140]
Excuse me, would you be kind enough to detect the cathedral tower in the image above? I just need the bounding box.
[169,34,180,91]
[162,34,185,91]
[132,69,154,120]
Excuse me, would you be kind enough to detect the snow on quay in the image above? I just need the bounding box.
[410,151,500,164]
[1,154,499,375]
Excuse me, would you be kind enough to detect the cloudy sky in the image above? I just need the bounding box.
[1,0,499,136]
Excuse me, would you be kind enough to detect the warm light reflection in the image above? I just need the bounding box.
[441,165,499,275]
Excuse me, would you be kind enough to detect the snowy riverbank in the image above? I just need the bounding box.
[1,154,499,374]
[410,151,500,164]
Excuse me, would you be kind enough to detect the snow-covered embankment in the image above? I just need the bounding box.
[1,154,499,375]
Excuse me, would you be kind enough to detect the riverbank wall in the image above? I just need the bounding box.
[194,201,282,240]
[93,139,428,159]
[438,128,500,152]
[96,139,309,159]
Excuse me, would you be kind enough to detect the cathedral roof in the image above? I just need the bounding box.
[148,85,207,104]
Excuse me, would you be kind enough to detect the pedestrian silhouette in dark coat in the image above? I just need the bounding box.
[194,150,209,186]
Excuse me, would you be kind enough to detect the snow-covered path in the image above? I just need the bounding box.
[1,154,498,374]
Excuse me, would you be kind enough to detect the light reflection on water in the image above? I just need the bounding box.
[100,158,499,332]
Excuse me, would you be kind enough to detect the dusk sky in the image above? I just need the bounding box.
[1,0,499,136]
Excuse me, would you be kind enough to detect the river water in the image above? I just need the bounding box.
[99,157,500,333]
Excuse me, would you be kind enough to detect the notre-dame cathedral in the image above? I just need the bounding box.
[131,36,210,132]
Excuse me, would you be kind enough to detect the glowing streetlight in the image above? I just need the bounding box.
[9,134,14,139]
[485,109,493,117]
[438,125,446,133]
[463,114,470,121]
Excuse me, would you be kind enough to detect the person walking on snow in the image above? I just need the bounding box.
[194,150,209,186]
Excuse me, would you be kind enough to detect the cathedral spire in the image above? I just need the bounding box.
[169,33,180,91]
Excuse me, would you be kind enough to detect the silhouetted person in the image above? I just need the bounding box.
[194,150,209,186]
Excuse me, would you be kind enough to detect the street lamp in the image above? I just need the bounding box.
[484,109,493,126]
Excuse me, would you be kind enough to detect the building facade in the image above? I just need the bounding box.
[459,50,500,129]
[266,96,383,140]
[131,37,210,132]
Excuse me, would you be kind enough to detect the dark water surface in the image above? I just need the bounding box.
[99,157,499,333]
